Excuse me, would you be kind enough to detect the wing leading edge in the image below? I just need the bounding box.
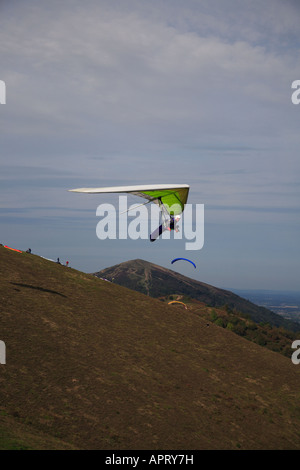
[69,184,190,216]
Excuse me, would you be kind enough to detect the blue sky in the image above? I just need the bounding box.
[0,0,299,290]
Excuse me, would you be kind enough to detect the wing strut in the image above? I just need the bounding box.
[119,198,155,215]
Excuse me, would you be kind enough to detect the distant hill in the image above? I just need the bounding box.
[94,259,300,332]
[2,246,300,450]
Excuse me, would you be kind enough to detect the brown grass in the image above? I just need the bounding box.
[1,246,300,449]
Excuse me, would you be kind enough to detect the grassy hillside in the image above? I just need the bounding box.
[160,296,298,358]
[95,259,300,332]
[1,246,300,449]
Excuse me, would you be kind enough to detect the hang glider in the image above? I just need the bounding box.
[69,184,190,241]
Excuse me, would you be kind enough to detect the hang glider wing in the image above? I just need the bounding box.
[69,184,190,216]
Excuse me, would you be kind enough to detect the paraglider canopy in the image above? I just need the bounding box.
[171,258,196,269]
[168,301,188,310]
[4,245,22,253]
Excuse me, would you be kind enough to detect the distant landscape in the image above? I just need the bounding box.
[96,259,300,333]
[231,290,300,324]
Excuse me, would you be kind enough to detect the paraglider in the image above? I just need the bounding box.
[4,245,22,253]
[171,258,196,269]
[168,301,188,310]
[69,184,190,242]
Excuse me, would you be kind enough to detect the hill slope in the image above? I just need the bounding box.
[95,259,300,332]
[1,246,300,449]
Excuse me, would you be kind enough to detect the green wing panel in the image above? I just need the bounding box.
[141,187,189,215]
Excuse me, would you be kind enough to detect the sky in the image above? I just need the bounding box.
[0,0,299,290]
